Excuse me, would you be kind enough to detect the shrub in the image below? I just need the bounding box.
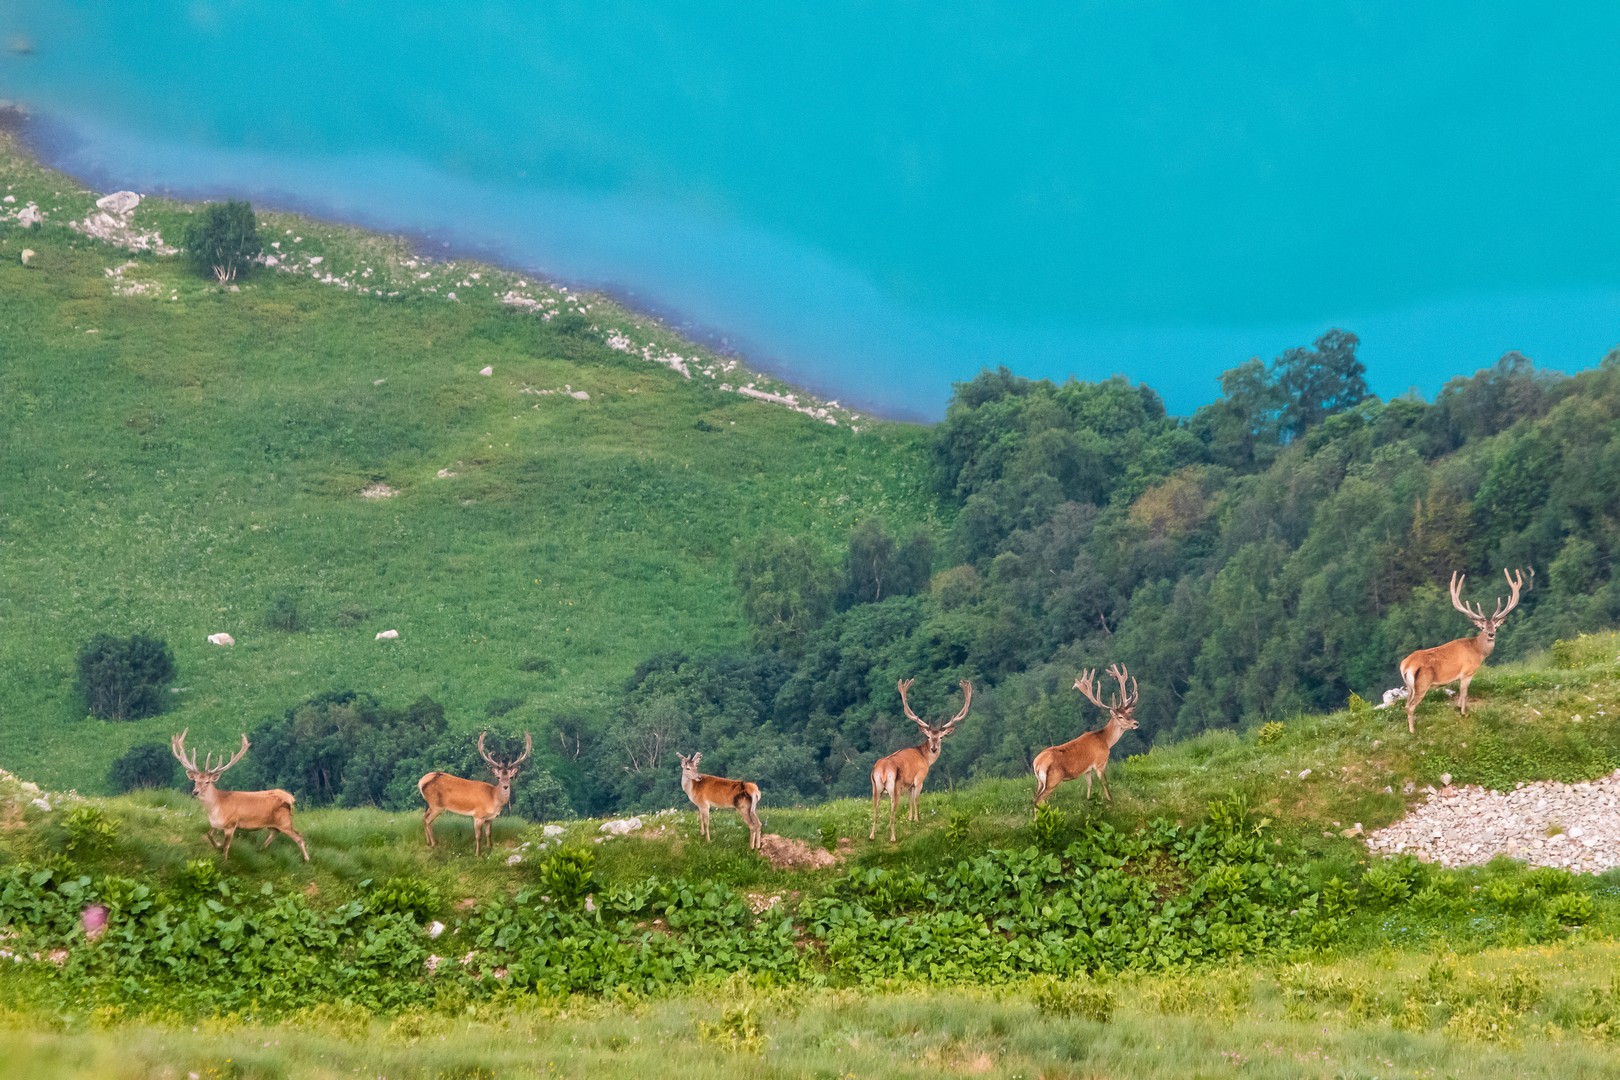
[367,877,441,923]
[538,847,596,907]
[1545,891,1595,925]
[63,805,118,855]
[695,1003,766,1051]
[1030,803,1067,848]
[183,200,262,282]
[1256,721,1285,746]
[106,743,180,793]
[76,633,176,720]
[1361,856,1424,907]
[264,590,304,632]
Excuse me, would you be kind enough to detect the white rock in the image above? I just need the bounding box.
[375,629,399,640]
[308,256,323,265]
[1440,773,1452,787]
[426,921,445,938]
[1297,769,1312,779]
[1,195,12,203]
[29,798,51,813]
[542,824,565,838]
[505,853,523,866]
[17,204,41,227]
[206,633,235,646]
[570,390,590,400]
[479,366,493,376]
[598,816,643,836]
[95,191,140,215]
[20,249,35,267]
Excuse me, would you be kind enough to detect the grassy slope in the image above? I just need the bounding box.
[0,130,937,789]
[2,636,1620,1077]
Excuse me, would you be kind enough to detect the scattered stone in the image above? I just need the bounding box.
[17,204,41,227]
[359,482,397,499]
[542,824,565,838]
[599,817,643,836]
[206,633,235,646]
[505,853,523,866]
[19,249,35,267]
[569,390,590,400]
[1297,769,1312,780]
[436,468,457,479]
[95,191,140,215]
[375,629,399,640]
[28,798,50,813]
[1366,772,1620,873]
[1440,773,1452,787]
[427,921,445,938]
[479,366,493,376]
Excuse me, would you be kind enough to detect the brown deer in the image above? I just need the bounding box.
[169,730,308,861]
[418,731,532,855]
[676,752,763,851]
[1032,664,1140,813]
[869,678,972,842]
[1399,568,1531,734]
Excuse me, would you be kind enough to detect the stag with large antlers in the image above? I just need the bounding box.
[1399,568,1532,734]
[418,731,533,855]
[1032,664,1140,812]
[170,730,308,861]
[677,752,763,851]
[869,678,972,842]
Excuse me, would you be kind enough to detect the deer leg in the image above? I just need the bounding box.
[699,805,711,842]
[743,804,762,850]
[1098,765,1112,804]
[1457,674,1472,714]
[1406,668,1431,734]
[205,828,223,851]
[907,784,919,824]
[1084,771,1094,801]
[870,779,882,841]
[282,824,310,862]
[889,787,899,843]
[261,830,277,850]
[423,807,441,848]
[220,825,237,860]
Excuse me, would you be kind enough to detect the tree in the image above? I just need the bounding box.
[77,634,176,720]
[106,743,180,793]
[184,200,262,282]
[735,534,837,653]
[1272,328,1369,441]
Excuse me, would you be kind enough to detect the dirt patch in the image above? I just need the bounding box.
[758,833,842,871]
[360,482,398,499]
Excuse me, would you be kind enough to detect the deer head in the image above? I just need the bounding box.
[897,678,973,758]
[677,751,703,783]
[1450,567,1532,647]
[169,729,251,799]
[1074,663,1141,732]
[478,730,533,802]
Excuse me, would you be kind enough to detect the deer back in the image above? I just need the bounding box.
[419,771,508,817]
[203,786,297,830]
[685,772,757,809]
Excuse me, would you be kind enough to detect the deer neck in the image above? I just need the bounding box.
[1101,715,1129,749]
[197,785,229,826]
[1472,629,1497,660]
[916,740,942,765]
[679,772,696,799]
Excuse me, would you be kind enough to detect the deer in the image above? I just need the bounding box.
[869,678,972,842]
[1031,664,1140,814]
[169,729,308,861]
[1399,567,1531,734]
[418,731,532,855]
[676,752,763,851]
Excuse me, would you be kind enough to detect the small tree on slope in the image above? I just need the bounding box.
[184,200,262,283]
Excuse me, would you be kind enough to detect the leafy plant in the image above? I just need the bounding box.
[62,805,118,855]
[538,847,596,907]
[184,199,262,282]
[1256,721,1286,746]
[695,1004,766,1051]
[1029,803,1067,848]
[76,633,176,720]
[1031,976,1114,1022]
[367,876,442,923]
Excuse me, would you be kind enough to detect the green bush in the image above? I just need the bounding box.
[264,590,304,632]
[538,847,596,906]
[75,633,176,720]
[1361,856,1424,907]
[1545,891,1595,925]
[183,199,262,282]
[1029,803,1067,848]
[105,742,180,793]
[367,877,442,923]
[1256,722,1285,746]
[62,805,118,855]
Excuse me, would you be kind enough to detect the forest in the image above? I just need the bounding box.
[225,334,1620,817]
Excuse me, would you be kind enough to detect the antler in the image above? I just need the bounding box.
[170,729,199,772]
[1106,663,1138,709]
[478,730,532,770]
[936,681,973,735]
[204,734,251,776]
[1492,567,1532,621]
[1449,571,1486,621]
[897,678,929,732]
[1075,666,1136,711]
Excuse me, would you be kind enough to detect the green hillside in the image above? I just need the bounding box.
[0,129,937,791]
[0,634,1618,1077]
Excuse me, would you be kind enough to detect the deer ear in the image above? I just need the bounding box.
[692,752,702,766]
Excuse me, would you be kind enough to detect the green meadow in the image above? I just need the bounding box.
[0,127,935,791]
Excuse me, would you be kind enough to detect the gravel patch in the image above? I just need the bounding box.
[1366,769,1620,873]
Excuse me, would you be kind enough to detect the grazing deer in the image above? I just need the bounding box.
[676,752,763,851]
[169,730,308,861]
[870,678,973,842]
[1032,664,1140,813]
[1399,568,1531,734]
[418,731,532,855]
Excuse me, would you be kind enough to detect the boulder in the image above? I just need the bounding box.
[17,204,41,227]
[206,632,235,646]
[375,629,400,640]
[95,191,140,215]
[479,366,493,376]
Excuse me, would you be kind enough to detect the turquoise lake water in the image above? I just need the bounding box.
[4,3,1619,419]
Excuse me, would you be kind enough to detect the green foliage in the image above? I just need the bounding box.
[61,805,118,855]
[537,847,596,907]
[1347,692,1370,713]
[366,876,442,923]
[105,743,180,793]
[183,199,262,282]
[1545,891,1595,926]
[1255,721,1285,746]
[1029,803,1067,848]
[75,634,176,721]
[734,534,837,654]
[264,590,304,632]
[1031,975,1114,1022]
[695,1003,767,1051]
[1361,856,1425,908]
